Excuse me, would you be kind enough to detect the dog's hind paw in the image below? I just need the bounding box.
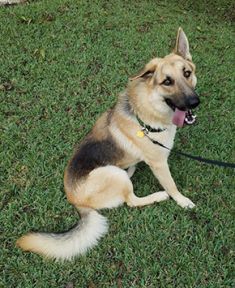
[152,191,169,202]
[176,196,196,209]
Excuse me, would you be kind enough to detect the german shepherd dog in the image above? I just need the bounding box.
[17,28,200,260]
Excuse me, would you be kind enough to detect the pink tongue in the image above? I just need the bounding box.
[172,108,186,127]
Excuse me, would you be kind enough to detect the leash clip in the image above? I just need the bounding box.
[142,126,149,135]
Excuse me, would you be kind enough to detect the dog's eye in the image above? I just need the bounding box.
[162,77,174,86]
[184,70,191,78]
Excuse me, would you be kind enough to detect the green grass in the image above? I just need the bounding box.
[0,0,234,287]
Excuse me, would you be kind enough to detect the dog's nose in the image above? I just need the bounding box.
[186,95,200,109]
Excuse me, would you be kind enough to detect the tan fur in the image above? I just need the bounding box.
[17,28,199,260]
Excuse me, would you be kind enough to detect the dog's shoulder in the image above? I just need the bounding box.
[66,109,124,182]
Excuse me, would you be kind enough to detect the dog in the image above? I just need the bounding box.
[17,28,200,260]
[0,0,25,6]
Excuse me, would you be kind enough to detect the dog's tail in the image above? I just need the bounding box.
[16,208,108,261]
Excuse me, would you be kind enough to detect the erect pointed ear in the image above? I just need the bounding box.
[130,59,158,81]
[174,27,192,61]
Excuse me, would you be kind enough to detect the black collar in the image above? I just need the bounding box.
[136,116,166,133]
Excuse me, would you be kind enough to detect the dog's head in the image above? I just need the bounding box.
[129,28,199,127]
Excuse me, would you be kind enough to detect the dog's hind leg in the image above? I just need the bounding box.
[126,191,169,207]
[70,165,168,210]
[74,166,133,210]
[87,166,169,208]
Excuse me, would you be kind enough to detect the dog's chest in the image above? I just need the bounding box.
[148,125,177,150]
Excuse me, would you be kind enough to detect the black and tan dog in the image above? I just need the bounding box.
[17,28,200,260]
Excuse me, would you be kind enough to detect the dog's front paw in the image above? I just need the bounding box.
[176,196,195,209]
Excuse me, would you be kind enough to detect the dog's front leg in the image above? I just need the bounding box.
[150,162,195,209]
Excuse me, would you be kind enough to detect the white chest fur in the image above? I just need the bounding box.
[147,124,177,150]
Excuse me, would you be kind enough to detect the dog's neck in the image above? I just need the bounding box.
[117,90,172,129]
[117,90,173,130]
[116,91,134,118]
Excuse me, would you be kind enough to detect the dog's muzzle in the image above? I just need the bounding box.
[165,93,200,127]
[185,94,200,110]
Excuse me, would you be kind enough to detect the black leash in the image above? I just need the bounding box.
[146,135,235,169]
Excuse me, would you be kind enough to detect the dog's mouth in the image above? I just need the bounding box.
[174,109,196,127]
[165,98,197,127]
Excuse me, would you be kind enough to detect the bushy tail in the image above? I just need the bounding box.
[16,208,108,261]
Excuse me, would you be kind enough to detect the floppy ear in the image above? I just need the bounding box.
[130,59,158,81]
[174,27,192,60]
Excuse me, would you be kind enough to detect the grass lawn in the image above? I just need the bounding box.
[0,0,234,287]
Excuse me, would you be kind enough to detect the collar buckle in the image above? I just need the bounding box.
[137,116,166,134]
